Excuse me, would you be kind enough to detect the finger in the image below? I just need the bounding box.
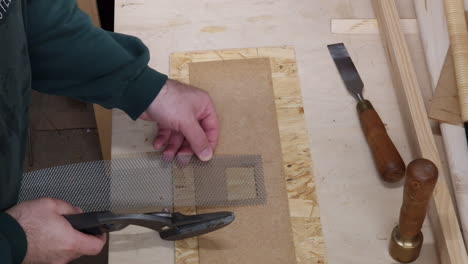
[45,199,81,215]
[181,121,212,161]
[139,112,152,121]
[153,128,171,150]
[163,132,184,158]
[176,140,194,165]
[177,140,194,156]
[73,230,107,256]
[200,102,219,150]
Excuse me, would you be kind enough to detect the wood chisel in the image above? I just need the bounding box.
[327,43,406,183]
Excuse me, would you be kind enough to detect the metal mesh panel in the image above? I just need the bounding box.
[18,154,266,212]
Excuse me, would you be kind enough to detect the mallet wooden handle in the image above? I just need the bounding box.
[399,159,438,240]
[357,100,406,182]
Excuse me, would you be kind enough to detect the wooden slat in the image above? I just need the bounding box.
[444,0,468,123]
[93,105,112,160]
[29,91,96,130]
[371,0,468,263]
[331,19,418,34]
[413,0,451,87]
[415,1,468,251]
[30,112,96,130]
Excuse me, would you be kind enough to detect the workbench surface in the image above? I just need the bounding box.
[111,0,442,263]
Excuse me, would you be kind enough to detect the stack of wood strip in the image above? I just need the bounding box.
[372,0,467,263]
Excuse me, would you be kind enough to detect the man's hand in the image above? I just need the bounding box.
[6,198,106,264]
[140,79,219,161]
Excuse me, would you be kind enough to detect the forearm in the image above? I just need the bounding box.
[27,0,167,119]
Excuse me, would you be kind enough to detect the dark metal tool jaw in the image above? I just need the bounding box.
[65,211,235,241]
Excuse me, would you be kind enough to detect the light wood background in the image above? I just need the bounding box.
[111,0,453,263]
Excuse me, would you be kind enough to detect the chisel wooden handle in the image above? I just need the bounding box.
[399,159,438,240]
[357,100,405,182]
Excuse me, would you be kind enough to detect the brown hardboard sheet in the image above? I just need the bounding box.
[189,58,296,264]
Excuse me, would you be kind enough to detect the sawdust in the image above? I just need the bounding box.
[200,26,226,33]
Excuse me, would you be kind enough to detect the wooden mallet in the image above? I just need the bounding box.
[389,159,438,263]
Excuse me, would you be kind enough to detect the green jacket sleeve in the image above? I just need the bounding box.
[0,212,27,264]
[26,0,167,120]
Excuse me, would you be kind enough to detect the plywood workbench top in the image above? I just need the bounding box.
[112,0,441,263]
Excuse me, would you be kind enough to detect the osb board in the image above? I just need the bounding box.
[170,47,325,264]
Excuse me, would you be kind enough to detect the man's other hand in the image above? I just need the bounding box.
[140,79,219,161]
[6,198,106,264]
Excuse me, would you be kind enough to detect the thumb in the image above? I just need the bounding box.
[48,199,81,215]
[181,121,213,161]
[74,230,107,256]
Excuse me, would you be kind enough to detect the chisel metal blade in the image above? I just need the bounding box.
[327,43,364,101]
[327,42,406,183]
